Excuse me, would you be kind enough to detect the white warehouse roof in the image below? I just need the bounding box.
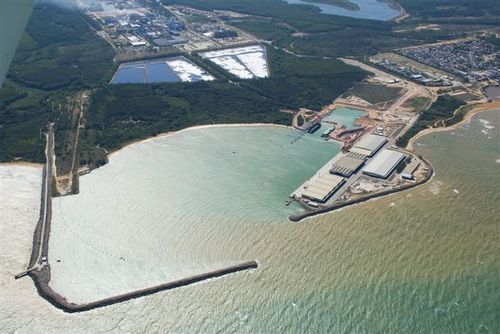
[301,173,345,203]
[353,134,387,157]
[363,149,405,179]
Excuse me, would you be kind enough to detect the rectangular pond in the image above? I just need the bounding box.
[111,56,215,84]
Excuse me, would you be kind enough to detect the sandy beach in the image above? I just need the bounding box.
[108,123,292,159]
[407,101,500,151]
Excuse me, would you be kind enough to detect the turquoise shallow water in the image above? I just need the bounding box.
[163,110,500,333]
[323,106,365,128]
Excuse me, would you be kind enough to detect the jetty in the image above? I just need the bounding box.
[16,123,258,313]
[31,261,258,313]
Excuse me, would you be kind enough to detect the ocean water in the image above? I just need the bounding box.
[1,110,498,333]
[283,0,400,21]
[49,125,341,303]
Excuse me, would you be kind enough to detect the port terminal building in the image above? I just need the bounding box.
[301,173,346,203]
[350,134,388,157]
[362,149,406,179]
[329,152,366,177]
[401,159,421,180]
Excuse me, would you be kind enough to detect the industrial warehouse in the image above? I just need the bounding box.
[329,152,366,178]
[301,173,346,203]
[362,149,406,179]
[290,130,427,209]
[350,133,387,157]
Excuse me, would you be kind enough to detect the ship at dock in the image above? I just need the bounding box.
[306,122,322,134]
[321,126,335,137]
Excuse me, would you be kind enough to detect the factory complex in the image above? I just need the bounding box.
[301,174,346,204]
[291,127,426,208]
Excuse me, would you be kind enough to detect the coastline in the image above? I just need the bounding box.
[0,162,43,168]
[7,103,497,312]
[108,123,292,159]
[388,1,409,23]
[406,102,500,151]
[291,103,499,221]
[290,154,434,222]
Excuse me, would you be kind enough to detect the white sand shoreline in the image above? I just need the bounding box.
[0,162,43,168]
[108,123,292,159]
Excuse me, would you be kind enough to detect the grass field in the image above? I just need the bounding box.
[404,96,432,112]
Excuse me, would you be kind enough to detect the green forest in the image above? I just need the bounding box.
[174,0,500,59]
[0,4,116,162]
[1,0,495,164]
[82,47,366,162]
[397,96,466,148]
[0,2,367,164]
[398,0,500,19]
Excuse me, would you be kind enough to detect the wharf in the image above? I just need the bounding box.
[291,152,345,200]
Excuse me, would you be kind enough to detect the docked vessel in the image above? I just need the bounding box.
[321,126,335,137]
[307,122,321,134]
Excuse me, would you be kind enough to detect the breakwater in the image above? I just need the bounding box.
[289,157,434,222]
[30,261,258,313]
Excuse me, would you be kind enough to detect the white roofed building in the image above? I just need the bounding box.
[351,133,387,157]
[300,173,345,203]
[363,149,406,179]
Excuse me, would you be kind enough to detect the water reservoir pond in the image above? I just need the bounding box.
[284,0,401,20]
[111,56,214,84]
